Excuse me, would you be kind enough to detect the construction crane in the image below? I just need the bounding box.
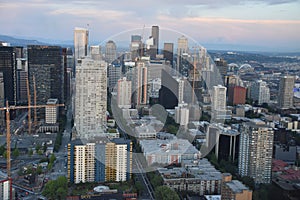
[0,101,64,200]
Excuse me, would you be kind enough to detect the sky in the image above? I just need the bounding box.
[0,0,300,51]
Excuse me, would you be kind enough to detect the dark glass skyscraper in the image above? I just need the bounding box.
[27,45,64,116]
[0,46,16,105]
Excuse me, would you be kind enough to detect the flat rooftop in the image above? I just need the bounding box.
[225,180,250,193]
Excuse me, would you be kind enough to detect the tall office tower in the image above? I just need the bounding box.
[278,75,295,109]
[238,121,274,184]
[75,58,107,138]
[108,64,121,92]
[177,35,189,73]
[68,138,132,183]
[90,45,102,61]
[130,35,143,59]
[148,25,159,59]
[0,73,5,127]
[132,61,148,106]
[105,40,117,64]
[16,58,28,104]
[163,43,174,66]
[214,58,228,81]
[45,98,59,124]
[250,80,270,105]
[74,27,89,70]
[228,86,247,105]
[27,45,64,113]
[0,46,16,105]
[175,102,189,126]
[117,77,132,109]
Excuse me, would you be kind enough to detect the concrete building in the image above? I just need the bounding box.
[75,58,107,138]
[175,102,189,126]
[140,137,200,165]
[250,80,270,105]
[158,158,222,196]
[74,27,89,72]
[238,121,274,184]
[278,75,295,109]
[130,35,142,59]
[221,173,252,200]
[212,85,228,120]
[45,98,59,124]
[228,86,247,105]
[90,45,102,61]
[0,73,5,127]
[135,125,157,139]
[68,138,132,183]
[132,61,148,106]
[0,179,12,200]
[117,77,132,109]
[105,40,117,64]
[163,42,174,66]
[108,64,121,92]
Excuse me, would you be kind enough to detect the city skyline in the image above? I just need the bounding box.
[0,0,300,51]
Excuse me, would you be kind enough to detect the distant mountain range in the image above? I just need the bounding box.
[1,34,300,55]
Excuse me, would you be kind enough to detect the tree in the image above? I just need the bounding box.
[0,144,5,155]
[12,148,20,158]
[49,154,56,164]
[43,143,48,153]
[42,176,67,200]
[28,149,33,156]
[154,186,180,200]
[36,165,43,175]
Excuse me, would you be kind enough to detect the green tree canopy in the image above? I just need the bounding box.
[42,176,68,200]
[154,186,180,200]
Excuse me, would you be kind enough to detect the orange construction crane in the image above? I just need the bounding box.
[0,101,64,200]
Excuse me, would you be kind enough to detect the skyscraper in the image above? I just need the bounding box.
[90,45,102,61]
[74,27,89,66]
[212,85,227,111]
[238,121,274,184]
[0,46,16,105]
[149,25,159,59]
[105,40,117,64]
[163,43,174,66]
[75,58,107,138]
[108,64,121,92]
[250,80,270,105]
[27,45,64,116]
[177,35,188,73]
[278,75,295,109]
[130,35,142,59]
[132,61,148,106]
[117,77,132,109]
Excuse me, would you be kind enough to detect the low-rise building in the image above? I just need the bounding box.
[158,158,222,196]
[140,137,200,165]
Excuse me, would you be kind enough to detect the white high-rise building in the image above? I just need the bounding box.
[75,58,107,138]
[238,121,274,184]
[0,179,11,200]
[250,80,270,105]
[212,85,227,120]
[175,102,189,126]
[117,77,132,109]
[45,98,58,124]
[74,27,89,64]
[212,85,227,111]
[278,75,295,109]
